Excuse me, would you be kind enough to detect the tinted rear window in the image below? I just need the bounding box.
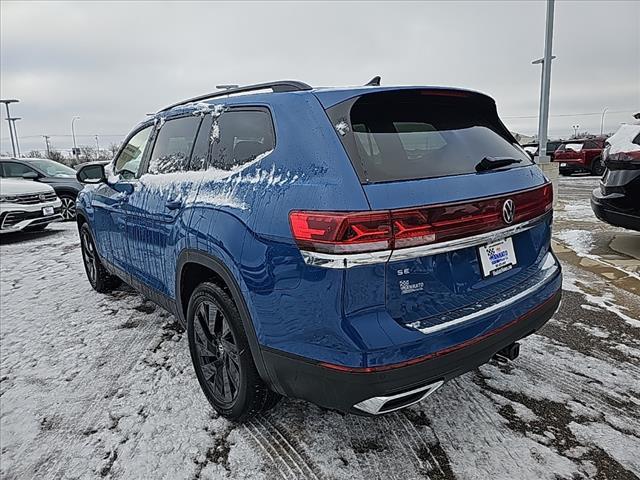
[328,91,531,183]
[212,109,275,170]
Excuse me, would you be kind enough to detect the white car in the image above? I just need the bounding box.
[0,178,62,233]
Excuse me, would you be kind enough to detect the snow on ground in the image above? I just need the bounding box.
[1,219,639,479]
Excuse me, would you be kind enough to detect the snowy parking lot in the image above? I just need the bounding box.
[1,176,639,480]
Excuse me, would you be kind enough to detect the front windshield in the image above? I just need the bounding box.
[29,159,76,177]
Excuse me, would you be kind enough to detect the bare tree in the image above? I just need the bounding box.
[570,130,591,139]
[26,150,44,158]
[108,142,121,158]
[48,148,66,163]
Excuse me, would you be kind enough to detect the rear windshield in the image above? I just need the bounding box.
[327,91,532,183]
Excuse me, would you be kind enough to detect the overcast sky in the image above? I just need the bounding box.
[1,0,638,154]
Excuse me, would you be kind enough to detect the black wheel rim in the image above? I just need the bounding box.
[193,300,241,406]
[60,197,76,220]
[81,229,97,285]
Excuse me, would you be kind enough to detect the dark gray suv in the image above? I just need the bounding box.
[0,158,82,220]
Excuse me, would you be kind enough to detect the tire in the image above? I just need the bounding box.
[80,223,121,293]
[59,195,77,221]
[590,156,605,176]
[187,282,280,421]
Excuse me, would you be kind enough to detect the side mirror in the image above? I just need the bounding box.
[77,163,106,184]
[22,171,39,180]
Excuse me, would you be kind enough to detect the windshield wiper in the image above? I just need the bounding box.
[475,156,522,172]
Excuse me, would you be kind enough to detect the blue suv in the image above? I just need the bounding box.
[76,80,562,421]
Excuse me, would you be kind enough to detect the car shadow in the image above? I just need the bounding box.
[0,228,63,245]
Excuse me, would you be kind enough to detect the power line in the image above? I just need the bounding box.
[0,134,125,143]
[503,109,634,119]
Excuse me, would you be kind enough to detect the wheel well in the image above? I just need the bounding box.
[180,262,232,319]
[57,191,77,199]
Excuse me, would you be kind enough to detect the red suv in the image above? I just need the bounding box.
[554,138,607,176]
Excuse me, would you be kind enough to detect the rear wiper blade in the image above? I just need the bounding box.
[475,156,522,172]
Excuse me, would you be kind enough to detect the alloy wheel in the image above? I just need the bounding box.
[193,300,241,406]
[81,229,97,285]
[60,197,76,220]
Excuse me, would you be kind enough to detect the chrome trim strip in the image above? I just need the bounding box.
[299,211,551,269]
[390,212,550,262]
[300,249,391,269]
[407,252,559,335]
[353,380,444,415]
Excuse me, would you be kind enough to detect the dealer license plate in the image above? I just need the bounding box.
[479,237,517,277]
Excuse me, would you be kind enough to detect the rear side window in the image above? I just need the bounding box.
[212,109,275,170]
[583,140,603,149]
[328,91,531,183]
[148,116,201,174]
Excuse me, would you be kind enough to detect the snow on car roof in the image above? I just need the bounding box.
[606,124,640,154]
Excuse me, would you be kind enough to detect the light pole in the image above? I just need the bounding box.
[600,107,608,135]
[43,135,51,157]
[95,135,100,158]
[572,124,580,138]
[9,117,22,157]
[533,0,556,164]
[0,99,19,157]
[71,116,80,159]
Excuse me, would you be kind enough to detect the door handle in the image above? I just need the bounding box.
[165,199,183,210]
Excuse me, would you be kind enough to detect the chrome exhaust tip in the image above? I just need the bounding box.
[353,380,444,415]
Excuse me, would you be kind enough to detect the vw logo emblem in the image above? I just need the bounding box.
[38,193,46,201]
[502,199,515,224]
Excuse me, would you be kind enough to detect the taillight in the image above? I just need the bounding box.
[290,184,552,255]
[608,151,640,162]
[289,211,392,254]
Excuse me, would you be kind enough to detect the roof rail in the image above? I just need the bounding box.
[157,80,313,113]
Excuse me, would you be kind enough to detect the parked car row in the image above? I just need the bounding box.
[0,157,83,220]
[521,137,607,176]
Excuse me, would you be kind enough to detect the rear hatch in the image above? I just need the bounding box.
[322,88,552,330]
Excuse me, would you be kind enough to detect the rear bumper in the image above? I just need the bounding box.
[558,162,587,174]
[262,288,561,414]
[591,188,640,231]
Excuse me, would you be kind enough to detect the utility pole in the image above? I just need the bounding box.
[95,135,100,158]
[43,135,51,157]
[9,117,22,157]
[533,0,555,164]
[0,99,19,157]
[71,116,80,160]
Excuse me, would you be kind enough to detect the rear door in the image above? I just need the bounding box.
[325,89,552,330]
[124,114,207,296]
